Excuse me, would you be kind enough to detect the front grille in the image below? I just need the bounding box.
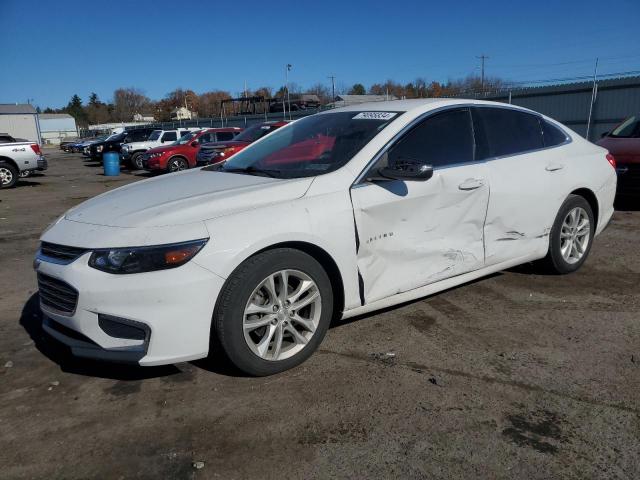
[38,273,79,315]
[40,242,86,263]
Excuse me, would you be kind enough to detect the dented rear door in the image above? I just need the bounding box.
[350,107,489,305]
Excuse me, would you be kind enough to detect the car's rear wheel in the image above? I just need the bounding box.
[168,157,188,172]
[130,152,144,170]
[543,194,595,274]
[212,248,333,376]
[0,161,18,189]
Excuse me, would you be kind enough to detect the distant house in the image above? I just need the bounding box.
[133,112,155,122]
[332,94,399,107]
[170,107,196,120]
[39,113,78,144]
[0,104,41,143]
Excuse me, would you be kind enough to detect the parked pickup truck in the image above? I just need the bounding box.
[121,128,201,169]
[0,140,47,188]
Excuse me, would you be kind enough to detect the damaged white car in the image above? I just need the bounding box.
[35,99,616,375]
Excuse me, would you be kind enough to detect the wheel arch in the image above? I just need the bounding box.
[0,156,19,170]
[252,241,345,320]
[570,187,599,229]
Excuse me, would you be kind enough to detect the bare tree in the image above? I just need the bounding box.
[113,88,150,122]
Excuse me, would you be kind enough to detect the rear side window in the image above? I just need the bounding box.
[179,130,190,137]
[388,108,474,168]
[610,115,640,138]
[216,132,235,141]
[541,120,568,147]
[162,132,177,142]
[474,107,544,158]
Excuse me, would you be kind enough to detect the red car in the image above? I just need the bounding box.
[143,128,243,172]
[597,114,640,197]
[195,121,289,166]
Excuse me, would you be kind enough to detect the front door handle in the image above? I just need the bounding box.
[545,163,564,172]
[458,178,485,190]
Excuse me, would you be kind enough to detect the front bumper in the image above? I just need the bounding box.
[35,251,225,366]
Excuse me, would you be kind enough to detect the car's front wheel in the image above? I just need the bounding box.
[212,248,333,376]
[130,152,144,170]
[168,157,188,172]
[543,194,595,274]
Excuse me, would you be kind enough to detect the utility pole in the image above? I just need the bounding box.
[477,54,489,93]
[285,64,292,121]
[586,57,599,141]
[328,75,336,103]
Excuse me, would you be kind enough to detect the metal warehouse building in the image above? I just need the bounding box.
[39,113,78,144]
[465,75,640,141]
[0,104,41,143]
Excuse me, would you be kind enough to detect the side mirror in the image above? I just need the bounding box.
[370,161,434,182]
[190,141,198,147]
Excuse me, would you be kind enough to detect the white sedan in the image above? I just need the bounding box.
[35,99,617,375]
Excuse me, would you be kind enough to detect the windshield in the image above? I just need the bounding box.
[220,111,400,178]
[610,115,640,138]
[148,130,162,141]
[234,123,280,143]
[174,132,197,145]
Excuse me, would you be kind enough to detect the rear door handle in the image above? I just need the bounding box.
[545,163,564,172]
[458,178,485,190]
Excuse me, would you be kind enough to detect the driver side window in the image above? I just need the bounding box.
[388,108,474,169]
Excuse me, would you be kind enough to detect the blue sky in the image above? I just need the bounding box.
[1,0,638,108]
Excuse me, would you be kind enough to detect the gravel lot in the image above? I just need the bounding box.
[1,148,639,479]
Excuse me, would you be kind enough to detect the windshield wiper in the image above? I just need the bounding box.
[222,166,282,178]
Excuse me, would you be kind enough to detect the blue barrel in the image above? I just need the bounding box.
[103,152,120,176]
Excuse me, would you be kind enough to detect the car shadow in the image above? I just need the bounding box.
[329,272,504,330]
[20,293,182,381]
[615,196,640,212]
[16,180,41,188]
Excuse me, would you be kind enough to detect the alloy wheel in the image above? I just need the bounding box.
[170,159,187,172]
[560,206,590,264]
[0,166,13,185]
[243,269,322,361]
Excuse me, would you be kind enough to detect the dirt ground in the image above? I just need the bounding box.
[1,148,639,479]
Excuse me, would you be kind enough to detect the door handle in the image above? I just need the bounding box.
[458,178,485,190]
[545,163,564,172]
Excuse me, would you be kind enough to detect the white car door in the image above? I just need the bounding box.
[473,107,570,266]
[351,107,490,305]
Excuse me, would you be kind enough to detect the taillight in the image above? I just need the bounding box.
[606,153,616,169]
[30,144,41,155]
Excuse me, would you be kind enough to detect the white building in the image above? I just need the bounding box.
[133,113,156,122]
[39,113,78,144]
[0,104,41,143]
[170,107,196,120]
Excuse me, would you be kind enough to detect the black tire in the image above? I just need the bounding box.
[130,152,144,170]
[541,194,595,274]
[167,157,188,172]
[212,248,333,376]
[0,161,19,189]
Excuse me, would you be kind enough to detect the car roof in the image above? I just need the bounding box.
[322,98,536,115]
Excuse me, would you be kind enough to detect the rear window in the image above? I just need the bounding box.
[235,124,282,143]
[610,115,640,138]
[474,107,544,158]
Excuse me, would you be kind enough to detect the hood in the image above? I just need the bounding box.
[146,144,179,154]
[200,140,250,150]
[64,169,314,228]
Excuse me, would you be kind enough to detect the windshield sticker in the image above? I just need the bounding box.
[352,112,397,120]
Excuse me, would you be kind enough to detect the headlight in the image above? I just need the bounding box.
[89,239,208,274]
[149,152,165,158]
[122,145,130,151]
[96,145,103,152]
